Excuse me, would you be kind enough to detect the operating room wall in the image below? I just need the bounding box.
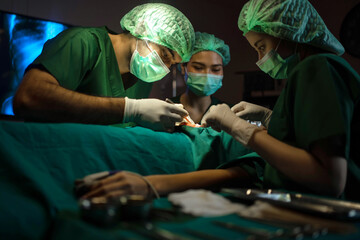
[1,0,359,105]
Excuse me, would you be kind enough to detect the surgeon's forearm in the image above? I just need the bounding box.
[13,69,125,124]
[145,167,249,196]
[248,130,346,196]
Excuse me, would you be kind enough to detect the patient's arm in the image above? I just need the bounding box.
[81,167,250,199]
[148,167,250,195]
[13,68,125,124]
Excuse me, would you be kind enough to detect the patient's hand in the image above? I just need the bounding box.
[81,171,149,199]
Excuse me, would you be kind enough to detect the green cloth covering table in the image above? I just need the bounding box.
[0,120,255,239]
[1,120,360,239]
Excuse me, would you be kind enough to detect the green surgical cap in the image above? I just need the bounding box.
[192,32,231,66]
[120,3,195,62]
[238,0,345,55]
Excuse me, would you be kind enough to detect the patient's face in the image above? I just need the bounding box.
[185,51,223,76]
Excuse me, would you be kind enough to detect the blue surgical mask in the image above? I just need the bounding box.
[130,40,170,82]
[186,69,223,96]
[256,40,299,79]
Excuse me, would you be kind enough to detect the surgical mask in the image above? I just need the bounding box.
[256,40,299,79]
[130,40,170,82]
[185,69,223,96]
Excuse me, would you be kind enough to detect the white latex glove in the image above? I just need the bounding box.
[231,101,272,129]
[202,104,265,146]
[123,97,188,132]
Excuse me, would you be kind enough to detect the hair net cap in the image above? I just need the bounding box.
[238,0,345,55]
[192,32,231,66]
[120,3,195,62]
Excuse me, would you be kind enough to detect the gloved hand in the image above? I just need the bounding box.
[202,104,265,147]
[123,97,188,132]
[231,101,272,129]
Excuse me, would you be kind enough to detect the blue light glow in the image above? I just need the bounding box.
[1,96,14,115]
[1,13,68,115]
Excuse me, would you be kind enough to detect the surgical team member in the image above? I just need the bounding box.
[170,32,231,124]
[203,0,360,200]
[80,0,360,202]
[13,3,195,132]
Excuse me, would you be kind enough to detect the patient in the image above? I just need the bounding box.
[79,165,251,200]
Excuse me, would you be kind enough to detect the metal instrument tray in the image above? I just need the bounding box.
[221,188,360,221]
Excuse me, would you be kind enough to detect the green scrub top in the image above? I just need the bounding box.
[266,53,360,201]
[29,26,152,99]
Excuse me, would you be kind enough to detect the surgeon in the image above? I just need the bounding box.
[13,3,195,132]
[170,32,231,124]
[79,0,360,202]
